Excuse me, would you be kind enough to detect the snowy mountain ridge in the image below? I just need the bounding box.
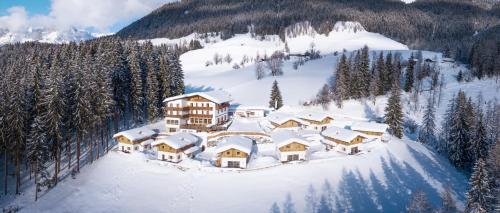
[0,27,95,45]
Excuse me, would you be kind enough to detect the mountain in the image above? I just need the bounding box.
[0,27,95,45]
[116,0,499,53]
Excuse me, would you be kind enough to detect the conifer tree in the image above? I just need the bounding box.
[407,190,433,213]
[469,112,488,164]
[447,91,473,169]
[385,52,394,92]
[127,42,144,124]
[485,142,500,212]
[438,187,457,213]
[466,159,491,213]
[145,43,160,121]
[359,45,371,97]
[404,54,415,92]
[376,52,386,95]
[332,54,350,107]
[385,81,403,138]
[168,51,185,96]
[316,84,331,110]
[269,80,284,110]
[418,97,436,145]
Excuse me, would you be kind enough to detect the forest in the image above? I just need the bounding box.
[0,38,185,199]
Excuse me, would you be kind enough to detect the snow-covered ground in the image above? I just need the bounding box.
[3,21,499,212]
[7,138,467,213]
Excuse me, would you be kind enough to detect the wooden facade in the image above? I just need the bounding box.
[300,117,333,125]
[115,135,151,145]
[354,130,384,136]
[272,120,302,128]
[324,135,365,146]
[218,148,249,158]
[155,143,194,153]
[278,142,307,152]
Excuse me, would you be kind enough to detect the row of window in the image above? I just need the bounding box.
[190,118,211,124]
[166,119,179,125]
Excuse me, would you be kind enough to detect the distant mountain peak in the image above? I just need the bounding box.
[0,27,95,45]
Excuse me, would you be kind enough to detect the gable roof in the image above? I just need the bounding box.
[151,132,199,149]
[350,122,388,133]
[113,127,156,142]
[297,111,333,122]
[267,112,307,126]
[162,90,232,104]
[322,126,364,143]
[215,136,253,154]
[271,129,309,148]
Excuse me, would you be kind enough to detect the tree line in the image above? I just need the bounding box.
[0,38,184,200]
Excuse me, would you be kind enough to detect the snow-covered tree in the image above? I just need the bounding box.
[407,190,433,213]
[316,84,331,110]
[385,81,403,138]
[404,54,415,92]
[304,185,318,213]
[256,61,265,80]
[438,187,457,213]
[332,53,350,108]
[466,159,492,212]
[269,80,284,110]
[418,97,436,145]
[283,193,296,213]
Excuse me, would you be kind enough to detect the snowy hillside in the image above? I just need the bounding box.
[7,138,467,213]
[2,20,498,213]
[0,27,95,45]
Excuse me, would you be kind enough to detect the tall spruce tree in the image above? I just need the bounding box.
[376,52,386,95]
[418,97,436,145]
[127,42,144,124]
[447,91,473,169]
[466,159,491,213]
[360,45,371,97]
[404,54,416,92]
[384,52,394,92]
[385,81,403,138]
[332,53,350,107]
[269,80,284,110]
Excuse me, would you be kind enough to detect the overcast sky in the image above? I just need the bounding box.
[0,0,175,33]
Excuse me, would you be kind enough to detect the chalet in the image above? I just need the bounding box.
[151,133,200,163]
[113,127,156,152]
[272,130,310,162]
[163,90,232,133]
[215,136,253,168]
[321,126,366,155]
[297,111,334,131]
[230,105,272,118]
[267,112,307,129]
[350,122,388,137]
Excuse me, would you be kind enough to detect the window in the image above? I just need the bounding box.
[127,147,131,151]
[169,156,173,159]
[178,155,181,159]
[287,154,299,161]
[286,145,290,148]
[236,151,240,155]
[162,154,165,160]
[227,161,240,168]
[226,151,230,155]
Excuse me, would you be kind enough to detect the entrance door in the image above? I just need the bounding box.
[351,147,359,154]
[287,154,299,161]
[227,161,240,168]
[162,154,165,161]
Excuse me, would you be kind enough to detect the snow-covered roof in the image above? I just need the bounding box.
[271,129,309,148]
[230,105,272,111]
[162,90,232,104]
[297,111,333,122]
[113,127,156,142]
[184,146,200,155]
[350,122,388,133]
[227,118,266,133]
[215,136,253,154]
[140,139,155,146]
[322,126,364,143]
[267,112,306,126]
[152,132,199,149]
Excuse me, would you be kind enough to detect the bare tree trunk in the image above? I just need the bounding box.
[4,148,7,195]
[54,137,60,186]
[90,128,94,164]
[106,122,110,154]
[67,134,71,170]
[34,160,38,202]
[15,146,20,194]
[76,131,81,172]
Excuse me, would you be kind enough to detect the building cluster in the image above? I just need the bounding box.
[114,91,389,169]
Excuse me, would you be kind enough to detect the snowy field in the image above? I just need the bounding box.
[7,139,467,213]
[3,21,499,212]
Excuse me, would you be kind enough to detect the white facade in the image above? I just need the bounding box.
[156,150,185,163]
[278,150,307,162]
[335,143,360,155]
[220,157,248,168]
[164,91,231,132]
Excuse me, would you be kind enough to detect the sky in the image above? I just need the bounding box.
[0,0,175,33]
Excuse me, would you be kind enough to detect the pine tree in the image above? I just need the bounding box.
[145,43,160,122]
[332,54,350,107]
[447,91,473,169]
[418,97,436,145]
[404,54,415,92]
[466,159,491,213]
[316,84,331,110]
[127,42,144,124]
[283,193,296,213]
[256,61,265,80]
[304,185,318,213]
[485,142,500,212]
[158,56,171,115]
[438,187,457,213]
[269,80,284,110]
[376,52,386,95]
[385,81,403,138]
[168,51,185,96]
[469,112,488,164]
[385,52,394,92]
[270,202,281,213]
[407,190,433,213]
[358,46,370,98]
